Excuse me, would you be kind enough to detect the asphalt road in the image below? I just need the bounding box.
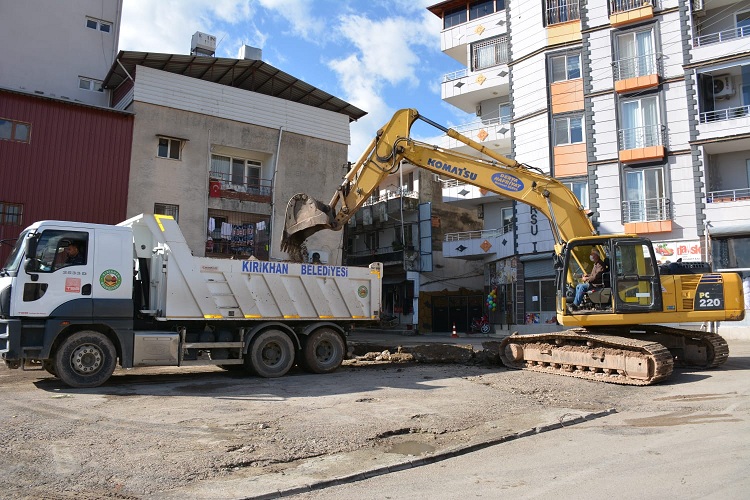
[292,340,750,499]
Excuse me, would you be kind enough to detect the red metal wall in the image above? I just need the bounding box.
[0,90,134,261]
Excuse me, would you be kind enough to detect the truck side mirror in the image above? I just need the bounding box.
[24,234,40,273]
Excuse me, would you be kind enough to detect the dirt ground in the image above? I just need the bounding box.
[0,340,735,499]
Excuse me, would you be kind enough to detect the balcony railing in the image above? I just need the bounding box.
[613,52,661,80]
[346,246,411,266]
[622,197,671,223]
[610,0,656,14]
[699,105,750,124]
[363,188,419,207]
[444,224,514,242]
[695,26,750,47]
[443,69,468,83]
[452,116,511,135]
[707,188,750,203]
[546,0,580,25]
[209,171,272,197]
[618,123,663,150]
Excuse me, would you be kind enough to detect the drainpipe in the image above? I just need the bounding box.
[269,126,284,260]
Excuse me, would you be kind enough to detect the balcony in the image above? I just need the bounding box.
[618,124,665,163]
[706,188,750,236]
[441,63,509,113]
[613,53,662,93]
[352,189,419,227]
[440,117,511,156]
[609,0,655,27]
[622,197,672,233]
[443,225,515,261]
[697,104,750,143]
[209,171,272,203]
[546,0,581,45]
[346,246,407,267]
[437,9,507,65]
[693,15,750,63]
[441,178,506,207]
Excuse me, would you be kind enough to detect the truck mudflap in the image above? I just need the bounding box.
[499,329,674,386]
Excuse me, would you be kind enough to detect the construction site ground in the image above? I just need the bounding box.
[1,330,748,499]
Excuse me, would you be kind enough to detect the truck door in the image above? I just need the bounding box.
[612,238,662,314]
[12,229,94,318]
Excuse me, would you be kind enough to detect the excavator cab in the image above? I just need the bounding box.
[559,237,663,321]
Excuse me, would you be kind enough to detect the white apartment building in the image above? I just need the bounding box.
[0,0,122,107]
[429,0,750,332]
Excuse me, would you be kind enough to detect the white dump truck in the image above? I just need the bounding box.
[0,214,382,388]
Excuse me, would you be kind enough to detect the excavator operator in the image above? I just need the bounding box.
[570,248,605,311]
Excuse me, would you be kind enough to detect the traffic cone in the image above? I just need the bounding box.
[451,323,458,338]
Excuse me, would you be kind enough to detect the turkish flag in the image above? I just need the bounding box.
[209,181,221,198]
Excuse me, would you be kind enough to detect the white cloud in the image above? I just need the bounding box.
[255,0,326,40]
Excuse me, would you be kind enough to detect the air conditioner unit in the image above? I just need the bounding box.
[712,75,734,98]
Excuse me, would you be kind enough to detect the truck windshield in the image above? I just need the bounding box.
[2,230,29,274]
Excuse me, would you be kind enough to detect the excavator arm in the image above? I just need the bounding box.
[282,108,596,260]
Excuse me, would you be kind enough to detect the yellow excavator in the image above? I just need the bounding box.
[281,109,745,385]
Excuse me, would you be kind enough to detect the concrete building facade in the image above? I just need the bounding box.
[0,0,122,107]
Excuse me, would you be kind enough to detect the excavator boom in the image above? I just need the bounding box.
[281,109,596,259]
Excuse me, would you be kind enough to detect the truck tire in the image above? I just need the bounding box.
[244,329,295,378]
[301,328,345,374]
[54,331,117,388]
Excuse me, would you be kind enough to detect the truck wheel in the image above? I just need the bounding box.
[55,331,117,388]
[244,329,295,378]
[301,328,345,374]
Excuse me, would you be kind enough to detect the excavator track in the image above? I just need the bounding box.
[592,325,729,369]
[499,329,674,386]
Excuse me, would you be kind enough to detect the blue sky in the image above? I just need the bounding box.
[119,0,471,158]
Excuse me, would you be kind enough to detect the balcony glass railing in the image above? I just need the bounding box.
[699,105,750,123]
[618,123,663,150]
[707,188,750,203]
[622,197,671,223]
[209,171,272,197]
[613,53,660,80]
[442,69,468,83]
[546,0,580,25]
[452,116,511,135]
[610,0,655,14]
[695,26,750,47]
[444,224,514,242]
[363,188,419,207]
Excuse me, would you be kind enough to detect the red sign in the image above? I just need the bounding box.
[209,181,221,198]
[65,278,81,293]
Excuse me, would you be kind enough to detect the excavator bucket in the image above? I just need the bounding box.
[281,193,334,262]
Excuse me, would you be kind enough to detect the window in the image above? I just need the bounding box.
[737,11,750,37]
[546,0,580,25]
[550,53,581,82]
[499,103,511,124]
[444,6,467,29]
[525,279,556,313]
[554,116,583,145]
[0,202,23,225]
[31,230,89,273]
[501,206,513,232]
[154,203,179,222]
[623,167,668,222]
[615,29,655,80]
[712,235,750,269]
[79,77,103,92]
[158,137,182,160]
[0,119,31,143]
[472,35,509,71]
[620,96,660,150]
[86,17,112,32]
[562,180,588,209]
[470,0,495,20]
